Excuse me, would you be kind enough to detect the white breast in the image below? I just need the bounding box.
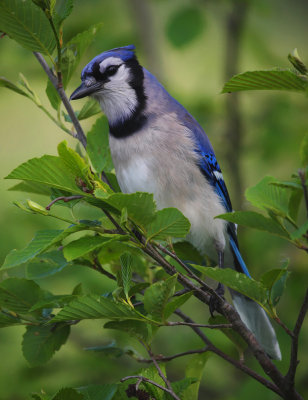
[109,117,228,261]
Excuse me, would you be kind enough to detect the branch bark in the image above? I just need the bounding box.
[33,52,87,148]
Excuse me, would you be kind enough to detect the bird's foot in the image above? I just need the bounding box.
[209,283,225,317]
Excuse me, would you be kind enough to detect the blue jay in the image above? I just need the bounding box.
[70,45,281,360]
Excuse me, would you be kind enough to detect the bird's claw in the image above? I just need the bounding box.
[209,283,225,317]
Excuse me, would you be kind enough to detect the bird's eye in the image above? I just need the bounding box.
[106,65,119,76]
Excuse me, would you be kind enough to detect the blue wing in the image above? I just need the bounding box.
[183,115,232,213]
[182,115,251,277]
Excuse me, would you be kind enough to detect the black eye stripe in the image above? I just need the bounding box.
[105,64,120,76]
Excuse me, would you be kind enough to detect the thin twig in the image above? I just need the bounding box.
[93,257,117,281]
[298,169,308,217]
[140,342,179,399]
[274,317,294,338]
[166,321,232,329]
[135,347,210,364]
[155,242,221,299]
[285,289,308,395]
[174,309,284,398]
[120,375,178,398]
[33,52,87,148]
[45,195,84,210]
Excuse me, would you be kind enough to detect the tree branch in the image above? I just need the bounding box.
[284,289,308,395]
[298,169,308,217]
[174,310,284,398]
[33,52,87,148]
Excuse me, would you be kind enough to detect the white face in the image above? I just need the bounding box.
[92,57,138,126]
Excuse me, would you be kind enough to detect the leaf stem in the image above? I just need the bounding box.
[166,321,232,329]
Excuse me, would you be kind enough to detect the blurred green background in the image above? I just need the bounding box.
[0,0,308,399]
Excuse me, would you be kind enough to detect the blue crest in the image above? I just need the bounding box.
[81,45,136,79]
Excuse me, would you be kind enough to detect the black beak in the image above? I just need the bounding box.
[70,81,102,100]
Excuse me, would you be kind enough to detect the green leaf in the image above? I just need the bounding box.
[288,48,308,75]
[144,274,177,322]
[104,320,150,342]
[22,324,70,366]
[50,188,82,209]
[31,0,51,12]
[170,378,198,399]
[87,116,113,173]
[98,241,142,265]
[52,388,84,400]
[5,155,85,194]
[193,266,268,307]
[84,341,124,358]
[0,76,30,97]
[77,384,117,400]
[29,294,76,312]
[291,220,308,240]
[166,6,204,48]
[0,278,45,314]
[3,225,89,269]
[46,79,60,110]
[72,283,84,296]
[120,253,132,301]
[32,392,51,400]
[57,141,93,189]
[288,189,303,221]
[271,270,290,307]
[78,98,101,120]
[63,234,126,261]
[0,311,22,328]
[300,133,308,166]
[51,295,142,322]
[138,365,167,400]
[0,0,56,54]
[222,69,307,93]
[96,192,156,227]
[128,282,150,298]
[2,230,62,269]
[145,208,190,241]
[52,0,74,30]
[46,23,102,110]
[182,353,210,400]
[26,250,69,279]
[164,292,192,319]
[208,315,247,354]
[8,181,51,195]
[245,176,290,217]
[261,262,290,307]
[173,241,203,265]
[216,211,290,239]
[61,23,103,89]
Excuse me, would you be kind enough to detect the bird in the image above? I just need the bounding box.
[70,45,281,360]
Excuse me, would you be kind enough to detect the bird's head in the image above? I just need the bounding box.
[70,45,146,132]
